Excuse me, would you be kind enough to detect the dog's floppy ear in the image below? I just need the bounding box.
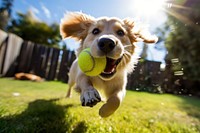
[123,18,158,44]
[60,12,95,40]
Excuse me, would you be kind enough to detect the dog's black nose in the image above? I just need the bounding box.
[98,38,115,53]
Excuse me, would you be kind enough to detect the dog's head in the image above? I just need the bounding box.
[60,12,157,80]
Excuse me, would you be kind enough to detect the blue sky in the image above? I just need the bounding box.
[12,0,167,29]
[10,0,167,63]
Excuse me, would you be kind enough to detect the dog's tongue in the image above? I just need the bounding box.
[104,58,117,73]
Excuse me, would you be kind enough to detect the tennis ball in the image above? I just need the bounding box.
[78,48,106,76]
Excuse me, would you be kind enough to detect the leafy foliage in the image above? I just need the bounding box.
[7,11,61,47]
[0,0,13,30]
[165,0,200,80]
[0,0,13,16]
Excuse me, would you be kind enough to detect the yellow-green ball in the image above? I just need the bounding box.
[78,48,106,76]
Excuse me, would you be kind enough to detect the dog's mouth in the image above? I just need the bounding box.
[100,57,122,79]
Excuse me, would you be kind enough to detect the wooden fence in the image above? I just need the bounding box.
[0,30,75,83]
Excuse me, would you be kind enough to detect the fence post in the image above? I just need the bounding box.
[0,36,8,76]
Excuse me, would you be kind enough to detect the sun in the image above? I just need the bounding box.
[134,0,167,16]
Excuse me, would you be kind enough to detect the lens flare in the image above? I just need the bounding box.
[134,0,167,16]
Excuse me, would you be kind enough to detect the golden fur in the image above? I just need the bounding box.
[60,12,157,117]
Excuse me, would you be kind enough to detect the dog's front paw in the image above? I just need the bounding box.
[80,89,101,107]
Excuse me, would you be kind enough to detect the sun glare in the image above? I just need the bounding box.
[134,0,167,16]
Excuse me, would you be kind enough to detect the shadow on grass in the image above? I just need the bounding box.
[177,96,200,120]
[177,96,200,131]
[0,98,87,133]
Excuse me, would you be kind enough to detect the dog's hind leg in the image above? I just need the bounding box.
[66,70,75,98]
[66,60,77,98]
[66,82,74,98]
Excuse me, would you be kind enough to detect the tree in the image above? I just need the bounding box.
[165,0,200,81]
[0,0,14,30]
[7,10,61,47]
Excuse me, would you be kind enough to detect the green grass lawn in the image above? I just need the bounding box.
[0,78,200,133]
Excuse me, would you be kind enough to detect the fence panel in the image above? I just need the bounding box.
[17,41,35,73]
[0,33,23,77]
[46,48,60,80]
[0,30,8,74]
[39,46,51,78]
[57,50,70,83]
[57,50,76,83]
[31,44,47,77]
[0,36,8,76]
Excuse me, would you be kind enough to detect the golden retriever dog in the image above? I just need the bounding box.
[60,12,157,117]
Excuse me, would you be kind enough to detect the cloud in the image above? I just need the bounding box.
[27,8,41,22]
[40,3,51,18]
[20,0,29,5]
[30,6,40,14]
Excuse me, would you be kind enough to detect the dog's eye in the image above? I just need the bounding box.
[117,30,125,36]
[92,28,100,35]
